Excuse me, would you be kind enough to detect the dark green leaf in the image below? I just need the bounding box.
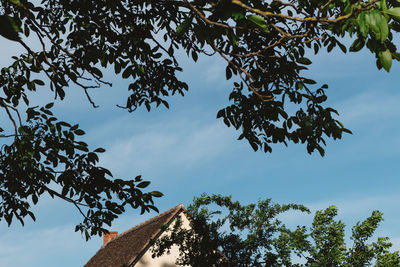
[137,181,151,188]
[74,129,85,135]
[297,57,312,65]
[150,191,163,197]
[0,15,20,41]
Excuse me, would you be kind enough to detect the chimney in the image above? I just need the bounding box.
[103,231,118,245]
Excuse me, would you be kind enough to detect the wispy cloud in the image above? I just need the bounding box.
[99,119,235,177]
[336,87,400,126]
[0,224,99,267]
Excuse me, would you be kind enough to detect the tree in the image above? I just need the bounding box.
[152,194,400,266]
[1,0,400,238]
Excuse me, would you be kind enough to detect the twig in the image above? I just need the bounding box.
[183,0,232,30]
[0,100,18,138]
[44,185,91,208]
[232,0,380,24]
[211,42,274,102]
[320,0,334,11]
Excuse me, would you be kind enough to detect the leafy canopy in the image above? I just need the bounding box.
[153,194,400,266]
[0,0,399,238]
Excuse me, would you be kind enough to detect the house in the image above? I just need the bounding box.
[84,204,191,267]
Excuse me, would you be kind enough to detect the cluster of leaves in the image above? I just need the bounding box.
[152,194,400,266]
[0,103,162,239]
[2,0,400,155]
[1,0,400,236]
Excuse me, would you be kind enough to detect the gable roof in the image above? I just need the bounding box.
[84,204,185,267]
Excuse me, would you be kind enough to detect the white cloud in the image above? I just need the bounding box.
[336,88,400,126]
[99,120,235,177]
[0,224,99,267]
[204,58,226,84]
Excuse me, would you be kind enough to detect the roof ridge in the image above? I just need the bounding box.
[101,203,185,249]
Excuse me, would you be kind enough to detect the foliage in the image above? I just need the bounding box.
[0,103,162,239]
[152,194,400,266]
[1,0,400,237]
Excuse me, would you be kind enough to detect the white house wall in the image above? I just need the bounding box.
[134,213,191,267]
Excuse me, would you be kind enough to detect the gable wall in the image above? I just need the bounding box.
[134,213,191,267]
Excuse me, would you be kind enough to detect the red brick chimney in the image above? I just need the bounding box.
[103,231,118,245]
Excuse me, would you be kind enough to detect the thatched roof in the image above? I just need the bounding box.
[84,204,185,267]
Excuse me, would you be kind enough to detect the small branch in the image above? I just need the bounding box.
[232,0,380,24]
[0,100,18,138]
[4,103,22,126]
[72,80,100,108]
[320,0,334,11]
[211,42,274,102]
[0,134,20,138]
[44,186,90,208]
[184,0,232,30]
[150,35,179,66]
[272,0,310,17]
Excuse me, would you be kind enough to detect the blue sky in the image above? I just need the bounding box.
[0,33,400,266]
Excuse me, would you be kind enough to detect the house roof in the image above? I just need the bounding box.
[84,204,185,267]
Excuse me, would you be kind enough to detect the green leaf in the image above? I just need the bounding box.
[150,191,164,197]
[349,38,364,52]
[344,2,351,14]
[191,51,198,62]
[226,66,232,80]
[57,88,66,99]
[378,49,392,72]
[122,65,132,79]
[370,11,389,43]
[137,181,150,188]
[85,230,90,241]
[32,194,38,204]
[114,62,122,74]
[379,0,388,11]
[94,148,106,153]
[378,16,388,43]
[358,12,369,38]
[45,102,54,109]
[248,15,269,33]
[392,52,400,61]
[216,109,225,118]
[296,82,303,90]
[232,12,244,20]
[70,124,79,131]
[297,57,312,65]
[6,0,23,7]
[228,30,239,47]
[248,15,265,25]
[33,79,45,86]
[303,78,316,84]
[87,152,99,163]
[337,41,347,53]
[74,129,85,135]
[0,15,20,41]
[383,7,400,20]
[77,145,89,152]
[365,11,380,39]
[176,17,192,35]
[91,67,103,78]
